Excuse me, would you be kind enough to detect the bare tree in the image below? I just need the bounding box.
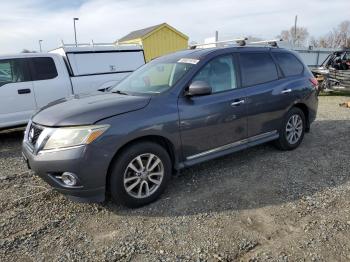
[318,37,330,48]
[277,26,309,47]
[310,20,350,48]
[309,36,319,47]
[279,30,291,42]
[21,49,37,53]
[310,35,328,48]
[338,20,350,47]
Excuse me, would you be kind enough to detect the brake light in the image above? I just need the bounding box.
[309,77,319,90]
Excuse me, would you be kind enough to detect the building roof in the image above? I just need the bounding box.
[118,23,189,42]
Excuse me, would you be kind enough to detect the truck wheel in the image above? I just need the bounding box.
[109,142,171,208]
[275,107,305,151]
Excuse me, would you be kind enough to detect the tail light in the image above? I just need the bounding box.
[309,77,319,90]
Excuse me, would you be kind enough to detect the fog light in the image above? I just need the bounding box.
[61,172,78,186]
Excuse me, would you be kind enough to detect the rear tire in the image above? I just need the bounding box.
[109,142,171,208]
[274,107,305,151]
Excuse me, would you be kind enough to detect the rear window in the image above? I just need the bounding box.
[31,57,58,80]
[274,52,304,77]
[239,53,278,87]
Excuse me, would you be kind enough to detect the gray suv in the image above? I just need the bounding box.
[22,46,318,207]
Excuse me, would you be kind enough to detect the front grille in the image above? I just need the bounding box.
[28,124,43,146]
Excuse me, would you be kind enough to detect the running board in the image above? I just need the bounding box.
[184,130,279,167]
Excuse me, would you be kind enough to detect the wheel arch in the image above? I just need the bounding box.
[293,102,310,132]
[105,135,178,194]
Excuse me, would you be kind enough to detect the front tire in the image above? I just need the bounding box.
[275,107,305,150]
[109,142,171,208]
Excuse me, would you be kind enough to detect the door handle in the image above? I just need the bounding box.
[281,88,292,94]
[231,99,245,106]
[18,89,31,94]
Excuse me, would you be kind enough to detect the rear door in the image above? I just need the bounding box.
[30,56,71,108]
[272,50,310,109]
[239,52,287,137]
[0,58,36,128]
[178,54,248,160]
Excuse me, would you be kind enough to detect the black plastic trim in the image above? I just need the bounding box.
[71,70,134,77]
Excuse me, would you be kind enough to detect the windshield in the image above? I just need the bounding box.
[111,57,196,94]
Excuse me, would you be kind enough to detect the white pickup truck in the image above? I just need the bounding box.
[0,44,145,129]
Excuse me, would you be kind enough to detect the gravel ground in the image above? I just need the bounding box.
[1,96,350,262]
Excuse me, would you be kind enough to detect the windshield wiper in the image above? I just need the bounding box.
[112,90,129,95]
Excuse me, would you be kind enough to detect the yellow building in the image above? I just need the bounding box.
[117,23,189,62]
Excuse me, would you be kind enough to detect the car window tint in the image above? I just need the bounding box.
[31,57,58,81]
[274,52,304,76]
[0,59,30,86]
[240,53,278,87]
[192,55,237,93]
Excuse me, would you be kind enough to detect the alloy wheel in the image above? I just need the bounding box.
[285,114,303,145]
[123,153,164,199]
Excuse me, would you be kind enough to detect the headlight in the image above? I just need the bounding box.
[43,125,109,150]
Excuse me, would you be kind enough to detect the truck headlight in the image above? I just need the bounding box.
[43,125,109,150]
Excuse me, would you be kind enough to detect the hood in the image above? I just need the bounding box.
[32,92,151,126]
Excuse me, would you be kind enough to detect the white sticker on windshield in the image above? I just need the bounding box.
[178,58,200,64]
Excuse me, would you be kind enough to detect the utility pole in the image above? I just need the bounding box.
[73,17,79,47]
[294,15,298,47]
[38,40,43,52]
[215,30,219,47]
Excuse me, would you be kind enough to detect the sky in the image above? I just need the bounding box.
[0,0,349,54]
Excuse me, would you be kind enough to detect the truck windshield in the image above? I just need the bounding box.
[111,57,195,94]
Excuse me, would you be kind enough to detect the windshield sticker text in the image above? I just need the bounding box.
[178,58,200,64]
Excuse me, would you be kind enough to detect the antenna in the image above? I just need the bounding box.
[249,39,283,47]
[190,37,248,49]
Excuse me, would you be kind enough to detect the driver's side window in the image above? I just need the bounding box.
[192,55,237,93]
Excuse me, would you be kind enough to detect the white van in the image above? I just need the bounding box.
[0,44,145,129]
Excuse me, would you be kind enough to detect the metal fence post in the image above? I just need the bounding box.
[316,51,320,66]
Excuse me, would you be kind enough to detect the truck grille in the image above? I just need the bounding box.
[28,124,43,146]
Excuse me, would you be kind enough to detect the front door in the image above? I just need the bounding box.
[178,54,247,160]
[0,58,37,128]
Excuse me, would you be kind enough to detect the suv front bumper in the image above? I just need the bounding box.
[22,142,108,203]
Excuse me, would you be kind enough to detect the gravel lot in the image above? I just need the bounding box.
[1,96,350,262]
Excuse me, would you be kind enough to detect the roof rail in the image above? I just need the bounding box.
[190,37,248,49]
[60,40,142,48]
[249,39,283,47]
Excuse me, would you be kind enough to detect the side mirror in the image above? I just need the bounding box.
[187,81,212,96]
